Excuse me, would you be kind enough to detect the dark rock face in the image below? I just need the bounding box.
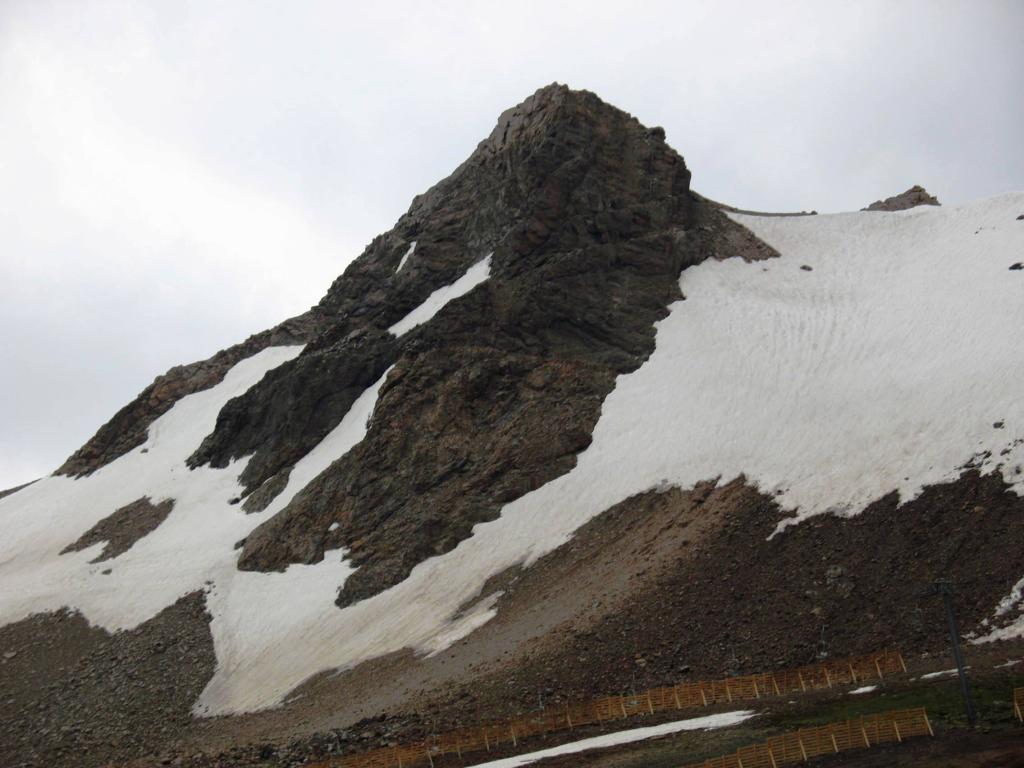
[216,84,774,605]
[48,82,778,610]
[60,496,175,562]
[56,312,318,477]
[862,185,940,212]
[189,328,398,492]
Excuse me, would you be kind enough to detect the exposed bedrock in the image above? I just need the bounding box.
[228,84,776,605]
[862,184,941,212]
[60,496,175,562]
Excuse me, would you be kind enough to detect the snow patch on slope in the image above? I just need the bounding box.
[396,241,416,273]
[465,710,756,767]
[976,573,1024,643]
[255,367,392,520]
[0,346,395,714]
[389,254,492,336]
[0,347,303,630]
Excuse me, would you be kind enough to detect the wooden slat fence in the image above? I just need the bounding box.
[680,707,933,768]
[310,648,905,768]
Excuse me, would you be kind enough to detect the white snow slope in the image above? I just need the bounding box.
[1,194,1023,716]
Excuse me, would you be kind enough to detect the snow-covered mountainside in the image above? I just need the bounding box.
[2,85,1022,768]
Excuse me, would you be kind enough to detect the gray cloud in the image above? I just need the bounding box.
[2,0,1022,488]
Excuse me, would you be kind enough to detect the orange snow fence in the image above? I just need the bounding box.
[679,707,933,768]
[308,648,905,768]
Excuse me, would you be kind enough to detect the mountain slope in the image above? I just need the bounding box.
[2,85,1023,768]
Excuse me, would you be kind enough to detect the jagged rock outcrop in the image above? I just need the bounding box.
[57,312,318,477]
[212,84,774,605]
[48,82,776,607]
[862,184,940,212]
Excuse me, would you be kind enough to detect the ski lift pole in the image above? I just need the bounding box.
[922,579,977,727]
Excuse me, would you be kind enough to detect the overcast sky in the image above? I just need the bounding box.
[2,0,1022,489]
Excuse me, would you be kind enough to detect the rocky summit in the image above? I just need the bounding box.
[2,84,1023,768]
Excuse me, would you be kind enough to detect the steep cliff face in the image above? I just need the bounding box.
[186,84,771,604]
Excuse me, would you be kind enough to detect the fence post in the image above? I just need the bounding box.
[824,667,832,688]
[875,658,884,679]
[797,731,808,762]
[646,692,655,715]
[797,671,806,692]
[566,704,573,730]
[673,686,682,709]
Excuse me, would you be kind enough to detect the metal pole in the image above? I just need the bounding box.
[925,581,978,729]
[938,582,977,728]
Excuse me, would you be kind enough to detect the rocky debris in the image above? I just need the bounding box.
[57,312,318,478]
[224,84,779,607]
[385,469,1024,733]
[60,496,175,561]
[861,185,940,212]
[0,593,215,768]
